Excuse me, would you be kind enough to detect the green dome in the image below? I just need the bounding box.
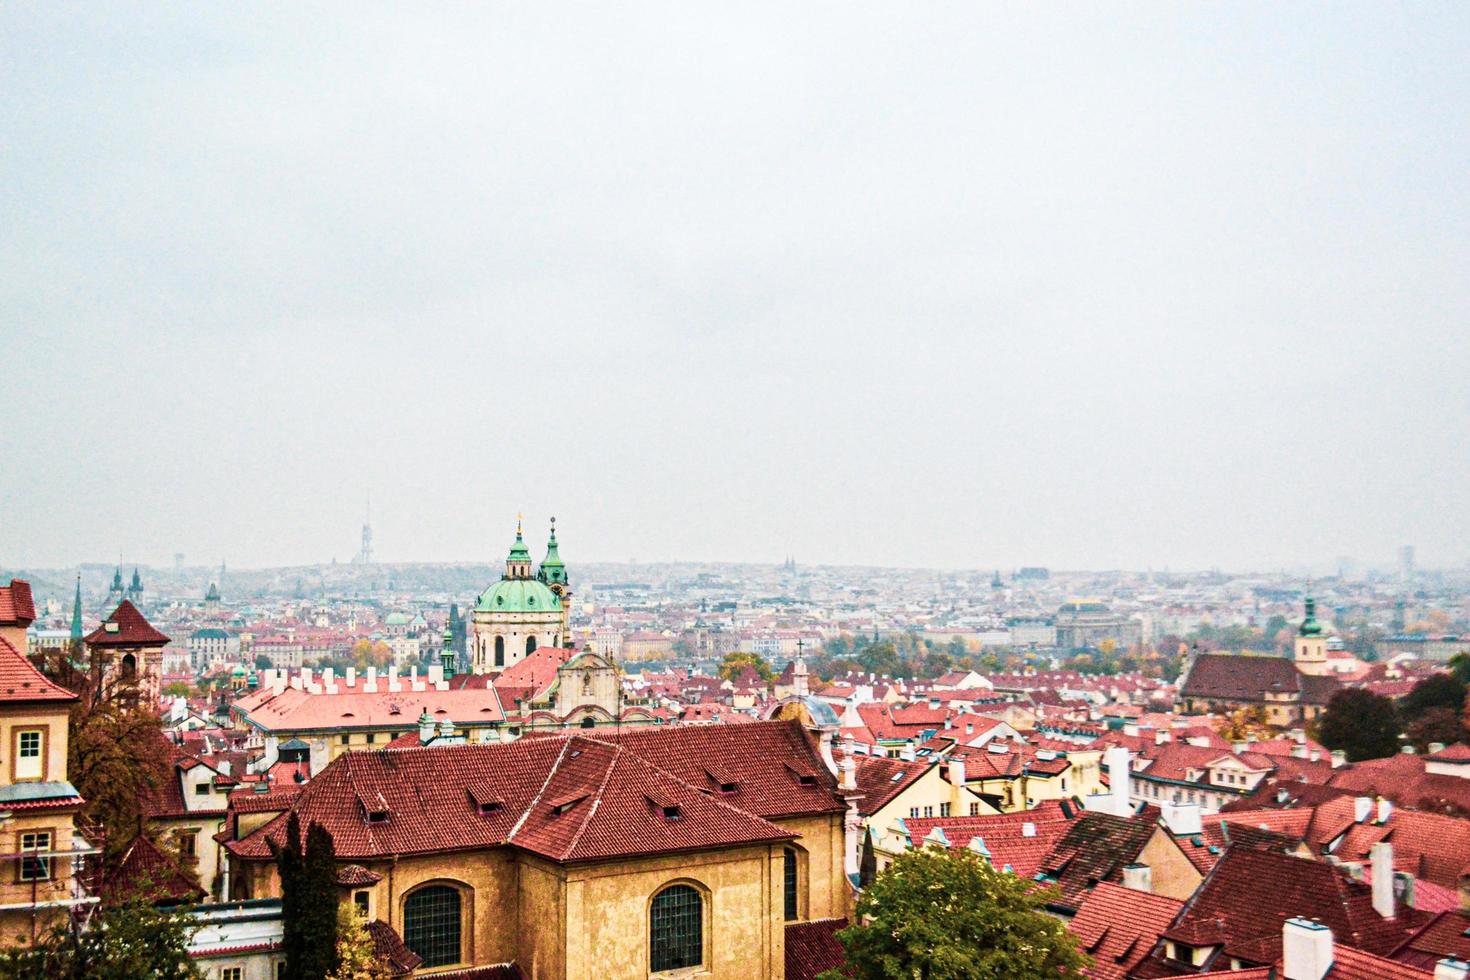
[475,577,561,614]
[384,612,410,626]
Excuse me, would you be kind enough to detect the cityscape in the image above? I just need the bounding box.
[4,4,1469,980]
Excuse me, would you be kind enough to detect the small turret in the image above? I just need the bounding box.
[108,567,124,598]
[505,517,533,580]
[69,575,83,643]
[440,627,457,679]
[538,517,568,586]
[417,709,435,744]
[1294,597,1329,676]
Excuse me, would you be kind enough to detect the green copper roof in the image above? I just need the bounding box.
[1299,597,1323,636]
[507,520,531,562]
[540,517,567,585]
[475,577,561,614]
[70,576,83,641]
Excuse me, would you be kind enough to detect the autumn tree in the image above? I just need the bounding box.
[0,891,202,980]
[1316,688,1400,762]
[716,651,774,683]
[326,906,390,980]
[1405,707,1464,754]
[1401,673,1468,717]
[31,640,172,867]
[820,847,1090,980]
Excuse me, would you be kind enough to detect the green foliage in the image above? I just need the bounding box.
[820,847,1090,980]
[0,894,202,980]
[717,652,774,683]
[1401,673,1468,717]
[274,815,342,980]
[1317,688,1401,762]
[1449,652,1470,687]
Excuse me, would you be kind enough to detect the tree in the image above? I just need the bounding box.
[0,892,202,980]
[326,906,390,980]
[273,814,341,980]
[819,847,1090,980]
[1316,689,1400,762]
[1448,652,1470,687]
[1401,673,1469,717]
[1405,707,1464,754]
[717,652,774,683]
[31,640,172,867]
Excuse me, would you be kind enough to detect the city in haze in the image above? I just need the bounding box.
[2,5,1469,980]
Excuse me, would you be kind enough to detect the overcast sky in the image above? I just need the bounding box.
[2,4,1467,573]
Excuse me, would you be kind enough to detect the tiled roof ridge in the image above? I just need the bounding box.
[623,745,796,836]
[507,736,578,844]
[557,739,624,860]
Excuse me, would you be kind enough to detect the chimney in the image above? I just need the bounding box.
[346,666,357,687]
[1309,749,1321,763]
[387,665,402,693]
[262,668,277,689]
[1371,841,1395,919]
[1282,918,1334,980]
[364,665,378,693]
[1022,821,1036,837]
[1161,802,1203,836]
[1429,742,1447,756]
[301,667,313,688]
[1436,959,1470,980]
[1155,729,1169,746]
[900,744,916,763]
[840,758,856,792]
[1330,750,1346,769]
[417,710,435,745]
[1377,798,1393,824]
[1354,797,1373,823]
[1232,739,1248,755]
[1121,863,1152,892]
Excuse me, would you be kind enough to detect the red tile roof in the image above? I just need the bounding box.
[0,580,36,625]
[785,918,847,980]
[904,801,1078,878]
[228,720,837,865]
[848,755,929,816]
[1181,653,1337,705]
[1392,910,1470,970]
[0,635,77,704]
[1039,812,1159,908]
[103,833,206,904]
[84,600,170,647]
[1069,881,1184,979]
[366,919,423,976]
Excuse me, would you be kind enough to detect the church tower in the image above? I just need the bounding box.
[538,517,572,646]
[470,518,565,675]
[1294,597,1329,676]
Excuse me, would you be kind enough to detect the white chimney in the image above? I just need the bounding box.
[1330,750,1346,769]
[364,665,378,693]
[1022,822,1036,837]
[346,666,357,687]
[387,665,402,692]
[1155,729,1169,745]
[1107,746,1131,816]
[262,668,277,689]
[1435,958,1470,980]
[1354,797,1373,823]
[949,757,966,788]
[1309,749,1321,763]
[1377,798,1393,824]
[1161,802,1203,837]
[410,665,426,692]
[900,745,915,762]
[1121,863,1152,892]
[840,758,856,792]
[1282,918,1334,980]
[301,667,313,687]
[428,664,444,685]
[1372,842,1395,919]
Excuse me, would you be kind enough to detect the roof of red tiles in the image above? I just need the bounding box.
[103,833,206,904]
[904,800,1078,878]
[1039,812,1159,908]
[1391,910,1470,970]
[848,755,929,816]
[1182,653,1338,705]
[784,918,847,980]
[1069,881,1184,980]
[0,580,36,625]
[0,635,77,704]
[233,681,506,732]
[84,600,170,647]
[228,720,838,865]
[366,919,423,976]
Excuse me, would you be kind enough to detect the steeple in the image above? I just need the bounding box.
[1299,596,1323,636]
[539,516,567,586]
[127,567,143,600]
[108,566,124,598]
[440,626,457,679]
[1294,596,1329,675]
[505,516,533,579]
[70,575,83,643]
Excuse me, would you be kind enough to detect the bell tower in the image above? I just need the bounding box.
[1294,597,1329,676]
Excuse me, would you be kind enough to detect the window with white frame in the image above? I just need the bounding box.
[15,730,43,781]
[19,831,51,881]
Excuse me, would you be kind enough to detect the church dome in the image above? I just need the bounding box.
[475,577,561,614]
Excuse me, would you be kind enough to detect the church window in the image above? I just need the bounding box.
[650,884,702,972]
[403,884,462,968]
[580,717,596,729]
[121,653,137,680]
[494,637,504,667]
[783,848,799,921]
[526,636,537,656]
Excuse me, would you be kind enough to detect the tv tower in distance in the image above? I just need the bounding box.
[354,497,374,564]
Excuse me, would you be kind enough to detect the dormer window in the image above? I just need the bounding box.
[367,809,389,824]
[662,805,681,821]
[550,793,586,815]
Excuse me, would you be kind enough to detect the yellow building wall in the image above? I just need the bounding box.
[0,809,81,945]
[517,858,566,980]
[0,704,70,786]
[1136,830,1203,901]
[772,814,847,922]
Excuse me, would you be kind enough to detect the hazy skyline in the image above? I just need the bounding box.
[3,4,1468,572]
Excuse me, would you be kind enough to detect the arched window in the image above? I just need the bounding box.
[403,884,461,968]
[784,847,800,921]
[525,635,538,656]
[120,653,137,680]
[580,716,596,729]
[650,884,702,972]
[494,636,504,667]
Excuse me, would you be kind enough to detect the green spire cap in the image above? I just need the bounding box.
[507,515,532,562]
[1299,597,1323,636]
[70,575,83,641]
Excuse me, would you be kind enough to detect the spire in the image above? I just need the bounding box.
[109,566,124,595]
[505,515,532,578]
[539,516,567,585]
[1299,596,1323,636]
[70,575,83,642]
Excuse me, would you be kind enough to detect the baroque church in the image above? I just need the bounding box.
[470,518,572,674]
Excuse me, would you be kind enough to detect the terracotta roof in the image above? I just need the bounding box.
[0,635,77,704]
[84,600,170,647]
[848,755,929,816]
[1330,754,1470,819]
[366,919,422,976]
[228,720,834,865]
[233,682,506,732]
[0,580,36,625]
[103,834,205,904]
[1038,812,1158,908]
[1069,881,1184,980]
[1181,653,1337,705]
[1427,743,1470,763]
[335,864,383,886]
[904,800,1078,878]
[785,918,847,980]
[1153,849,1425,967]
[1392,910,1470,971]
[1171,818,1303,874]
